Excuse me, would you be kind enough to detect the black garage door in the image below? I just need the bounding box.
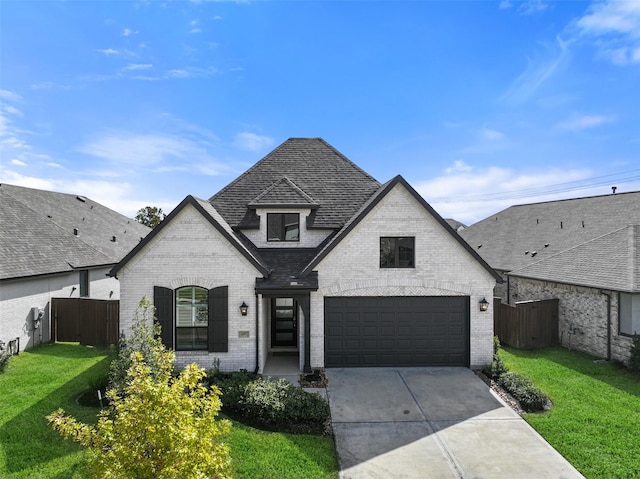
[325,296,470,367]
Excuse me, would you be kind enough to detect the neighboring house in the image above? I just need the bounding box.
[459,191,640,363]
[111,138,500,373]
[0,184,150,351]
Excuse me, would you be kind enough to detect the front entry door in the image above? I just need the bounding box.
[271,298,298,347]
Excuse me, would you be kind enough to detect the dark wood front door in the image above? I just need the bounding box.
[271,298,298,347]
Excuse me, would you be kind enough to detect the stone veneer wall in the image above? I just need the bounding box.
[510,276,632,363]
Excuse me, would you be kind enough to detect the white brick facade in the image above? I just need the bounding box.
[117,204,261,372]
[116,184,497,372]
[311,184,496,368]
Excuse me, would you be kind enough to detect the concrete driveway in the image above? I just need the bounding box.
[326,368,584,479]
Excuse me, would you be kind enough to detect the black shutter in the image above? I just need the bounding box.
[154,286,174,349]
[209,286,228,352]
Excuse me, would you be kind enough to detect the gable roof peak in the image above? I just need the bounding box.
[248,176,319,208]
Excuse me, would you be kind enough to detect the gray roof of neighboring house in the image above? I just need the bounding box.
[511,225,640,293]
[210,138,381,229]
[0,183,150,281]
[459,191,640,273]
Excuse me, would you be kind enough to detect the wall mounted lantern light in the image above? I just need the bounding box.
[239,301,249,316]
[479,297,490,312]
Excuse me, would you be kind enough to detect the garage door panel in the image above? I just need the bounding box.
[325,296,469,367]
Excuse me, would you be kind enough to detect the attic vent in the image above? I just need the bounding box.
[76,196,86,202]
[544,243,549,248]
[73,228,78,236]
[477,244,482,249]
[531,251,537,257]
[47,215,52,218]
[560,221,563,229]
[525,251,529,255]
[536,219,539,224]
[582,221,585,228]
[111,235,117,242]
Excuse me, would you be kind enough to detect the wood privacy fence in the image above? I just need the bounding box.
[494,298,559,349]
[52,298,119,348]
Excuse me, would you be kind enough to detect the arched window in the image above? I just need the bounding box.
[175,286,208,350]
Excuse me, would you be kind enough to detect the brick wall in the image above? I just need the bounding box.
[311,184,496,368]
[511,276,632,363]
[117,204,261,372]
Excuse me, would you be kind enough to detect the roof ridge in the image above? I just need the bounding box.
[509,190,640,209]
[248,176,318,206]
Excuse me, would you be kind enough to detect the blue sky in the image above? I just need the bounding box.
[1,0,639,225]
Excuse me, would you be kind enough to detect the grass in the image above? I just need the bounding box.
[0,342,338,479]
[501,346,640,479]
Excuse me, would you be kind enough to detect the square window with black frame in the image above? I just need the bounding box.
[267,213,299,242]
[380,237,415,268]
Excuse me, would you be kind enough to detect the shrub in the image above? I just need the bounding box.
[109,296,165,394]
[628,334,640,373]
[207,370,330,434]
[0,350,10,374]
[49,348,232,479]
[482,336,507,380]
[499,371,550,412]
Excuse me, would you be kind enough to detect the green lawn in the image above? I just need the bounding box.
[0,343,337,479]
[501,346,640,479]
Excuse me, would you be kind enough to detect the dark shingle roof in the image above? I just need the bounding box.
[255,248,320,291]
[248,177,319,208]
[511,225,640,292]
[0,183,150,280]
[459,191,640,272]
[210,138,380,229]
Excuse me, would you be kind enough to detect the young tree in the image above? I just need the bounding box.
[108,296,164,394]
[135,206,166,229]
[48,298,232,479]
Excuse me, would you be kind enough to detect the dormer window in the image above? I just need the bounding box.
[267,213,300,242]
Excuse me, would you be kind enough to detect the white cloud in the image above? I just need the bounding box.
[0,90,22,102]
[574,0,640,65]
[557,113,615,131]
[11,159,27,166]
[232,132,274,152]
[445,160,473,174]
[96,48,120,55]
[481,128,505,141]
[499,0,512,10]
[518,0,548,15]
[501,36,569,104]
[4,106,23,116]
[79,133,201,166]
[166,69,190,78]
[414,166,593,224]
[122,28,138,37]
[123,63,153,71]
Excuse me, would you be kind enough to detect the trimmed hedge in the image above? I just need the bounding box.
[498,371,550,412]
[207,370,330,434]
